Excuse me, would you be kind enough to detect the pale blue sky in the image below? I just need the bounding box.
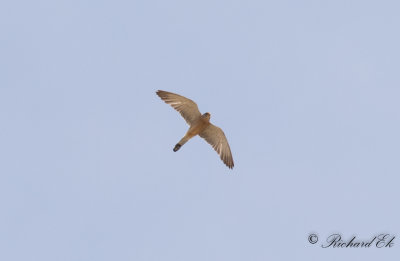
[1,0,399,260]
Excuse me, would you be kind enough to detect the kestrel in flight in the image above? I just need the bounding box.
[156,90,234,169]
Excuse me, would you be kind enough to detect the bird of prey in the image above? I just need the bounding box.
[156,90,234,169]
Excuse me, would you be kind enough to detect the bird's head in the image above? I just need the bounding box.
[202,112,211,120]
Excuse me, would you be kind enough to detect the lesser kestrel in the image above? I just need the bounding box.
[156,90,234,169]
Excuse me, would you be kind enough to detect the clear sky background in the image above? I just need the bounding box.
[1,0,399,260]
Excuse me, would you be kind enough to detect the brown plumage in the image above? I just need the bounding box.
[156,90,234,169]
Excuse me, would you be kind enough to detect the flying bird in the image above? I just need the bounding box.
[156,90,234,169]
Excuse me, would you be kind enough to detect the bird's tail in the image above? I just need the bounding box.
[173,136,190,152]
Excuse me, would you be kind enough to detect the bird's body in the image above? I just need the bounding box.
[156,90,234,169]
[174,113,210,151]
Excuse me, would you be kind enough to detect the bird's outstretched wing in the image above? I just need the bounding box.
[156,90,202,125]
[199,124,234,169]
